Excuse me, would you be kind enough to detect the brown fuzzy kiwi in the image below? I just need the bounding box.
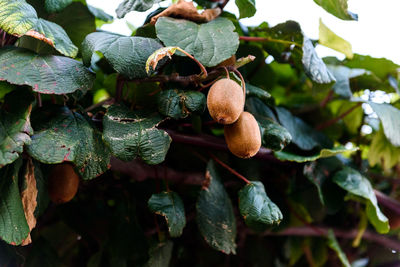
[217,55,236,67]
[48,163,79,204]
[224,111,261,158]
[207,78,244,124]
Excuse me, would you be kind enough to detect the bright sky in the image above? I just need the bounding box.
[86,0,400,65]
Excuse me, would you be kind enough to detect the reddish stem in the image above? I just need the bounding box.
[208,153,251,184]
[315,102,362,130]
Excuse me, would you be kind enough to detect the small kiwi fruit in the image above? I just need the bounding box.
[207,78,244,124]
[48,163,79,204]
[224,111,261,158]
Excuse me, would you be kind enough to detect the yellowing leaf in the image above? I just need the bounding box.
[319,19,353,59]
[368,127,400,170]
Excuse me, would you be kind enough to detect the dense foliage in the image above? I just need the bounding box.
[0,0,400,266]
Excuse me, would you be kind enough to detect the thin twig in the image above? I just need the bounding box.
[176,47,208,78]
[36,93,42,108]
[208,153,251,184]
[232,69,246,96]
[84,98,115,113]
[223,66,229,79]
[320,90,334,108]
[239,36,302,48]
[315,102,362,130]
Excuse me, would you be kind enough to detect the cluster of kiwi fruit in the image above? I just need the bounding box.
[47,163,79,204]
[207,75,261,158]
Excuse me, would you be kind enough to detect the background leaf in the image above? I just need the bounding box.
[157,89,206,119]
[368,127,400,170]
[103,104,171,165]
[0,0,37,35]
[313,0,358,20]
[0,47,94,95]
[146,241,173,267]
[369,102,400,147]
[44,0,73,13]
[196,160,237,254]
[116,0,165,18]
[319,19,353,59]
[235,0,256,19]
[326,229,351,267]
[275,146,358,163]
[156,17,239,67]
[148,191,186,237]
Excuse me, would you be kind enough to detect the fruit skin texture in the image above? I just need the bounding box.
[207,78,244,124]
[224,111,261,158]
[48,163,79,204]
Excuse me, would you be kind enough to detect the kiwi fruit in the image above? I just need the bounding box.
[224,111,261,158]
[207,78,244,124]
[48,163,79,204]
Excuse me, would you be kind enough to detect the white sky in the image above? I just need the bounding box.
[86,0,400,65]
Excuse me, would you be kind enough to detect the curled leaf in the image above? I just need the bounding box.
[146,46,178,74]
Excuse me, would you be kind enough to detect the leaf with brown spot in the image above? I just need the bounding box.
[150,0,221,25]
[20,158,38,246]
[146,46,178,74]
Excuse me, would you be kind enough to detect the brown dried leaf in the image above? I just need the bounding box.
[146,46,178,74]
[25,29,55,47]
[150,0,221,25]
[20,158,38,246]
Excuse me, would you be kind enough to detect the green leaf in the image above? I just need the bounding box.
[235,0,256,19]
[245,97,277,121]
[275,146,358,162]
[157,89,206,119]
[258,119,292,151]
[368,127,400,170]
[332,167,389,233]
[319,19,353,59]
[87,5,113,22]
[302,37,336,86]
[246,83,273,106]
[156,17,239,67]
[0,158,30,245]
[44,0,73,13]
[196,160,237,254]
[238,181,282,230]
[0,0,37,35]
[0,47,94,95]
[148,191,186,237]
[0,88,34,168]
[27,18,78,58]
[326,229,351,267]
[103,104,171,165]
[27,106,111,180]
[276,107,329,150]
[146,241,173,267]
[343,54,399,80]
[116,0,165,18]
[336,100,363,134]
[82,32,163,79]
[313,0,357,20]
[369,102,400,147]
[327,65,367,98]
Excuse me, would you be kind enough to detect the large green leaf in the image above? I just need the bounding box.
[235,0,256,19]
[0,159,30,245]
[332,167,389,233]
[369,102,400,147]
[0,0,37,35]
[44,0,72,13]
[238,181,282,230]
[0,0,77,57]
[156,17,239,67]
[157,89,206,119]
[313,0,357,20]
[275,146,358,163]
[275,107,330,150]
[343,54,399,80]
[326,229,351,267]
[82,32,163,79]
[319,19,352,59]
[196,160,237,254]
[0,88,34,168]
[103,104,171,165]
[148,191,186,237]
[0,47,94,95]
[368,127,400,170]
[116,0,165,18]
[27,106,111,180]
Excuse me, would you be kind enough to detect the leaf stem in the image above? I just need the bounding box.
[232,69,246,96]
[239,36,302,48]
[208,153,251,184]
[315,102,362,130]
[176,47,208,78]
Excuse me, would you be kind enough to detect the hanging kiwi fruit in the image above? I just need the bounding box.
[224,111,262,158]
[48,163,80,204]
[207,78,244,124]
